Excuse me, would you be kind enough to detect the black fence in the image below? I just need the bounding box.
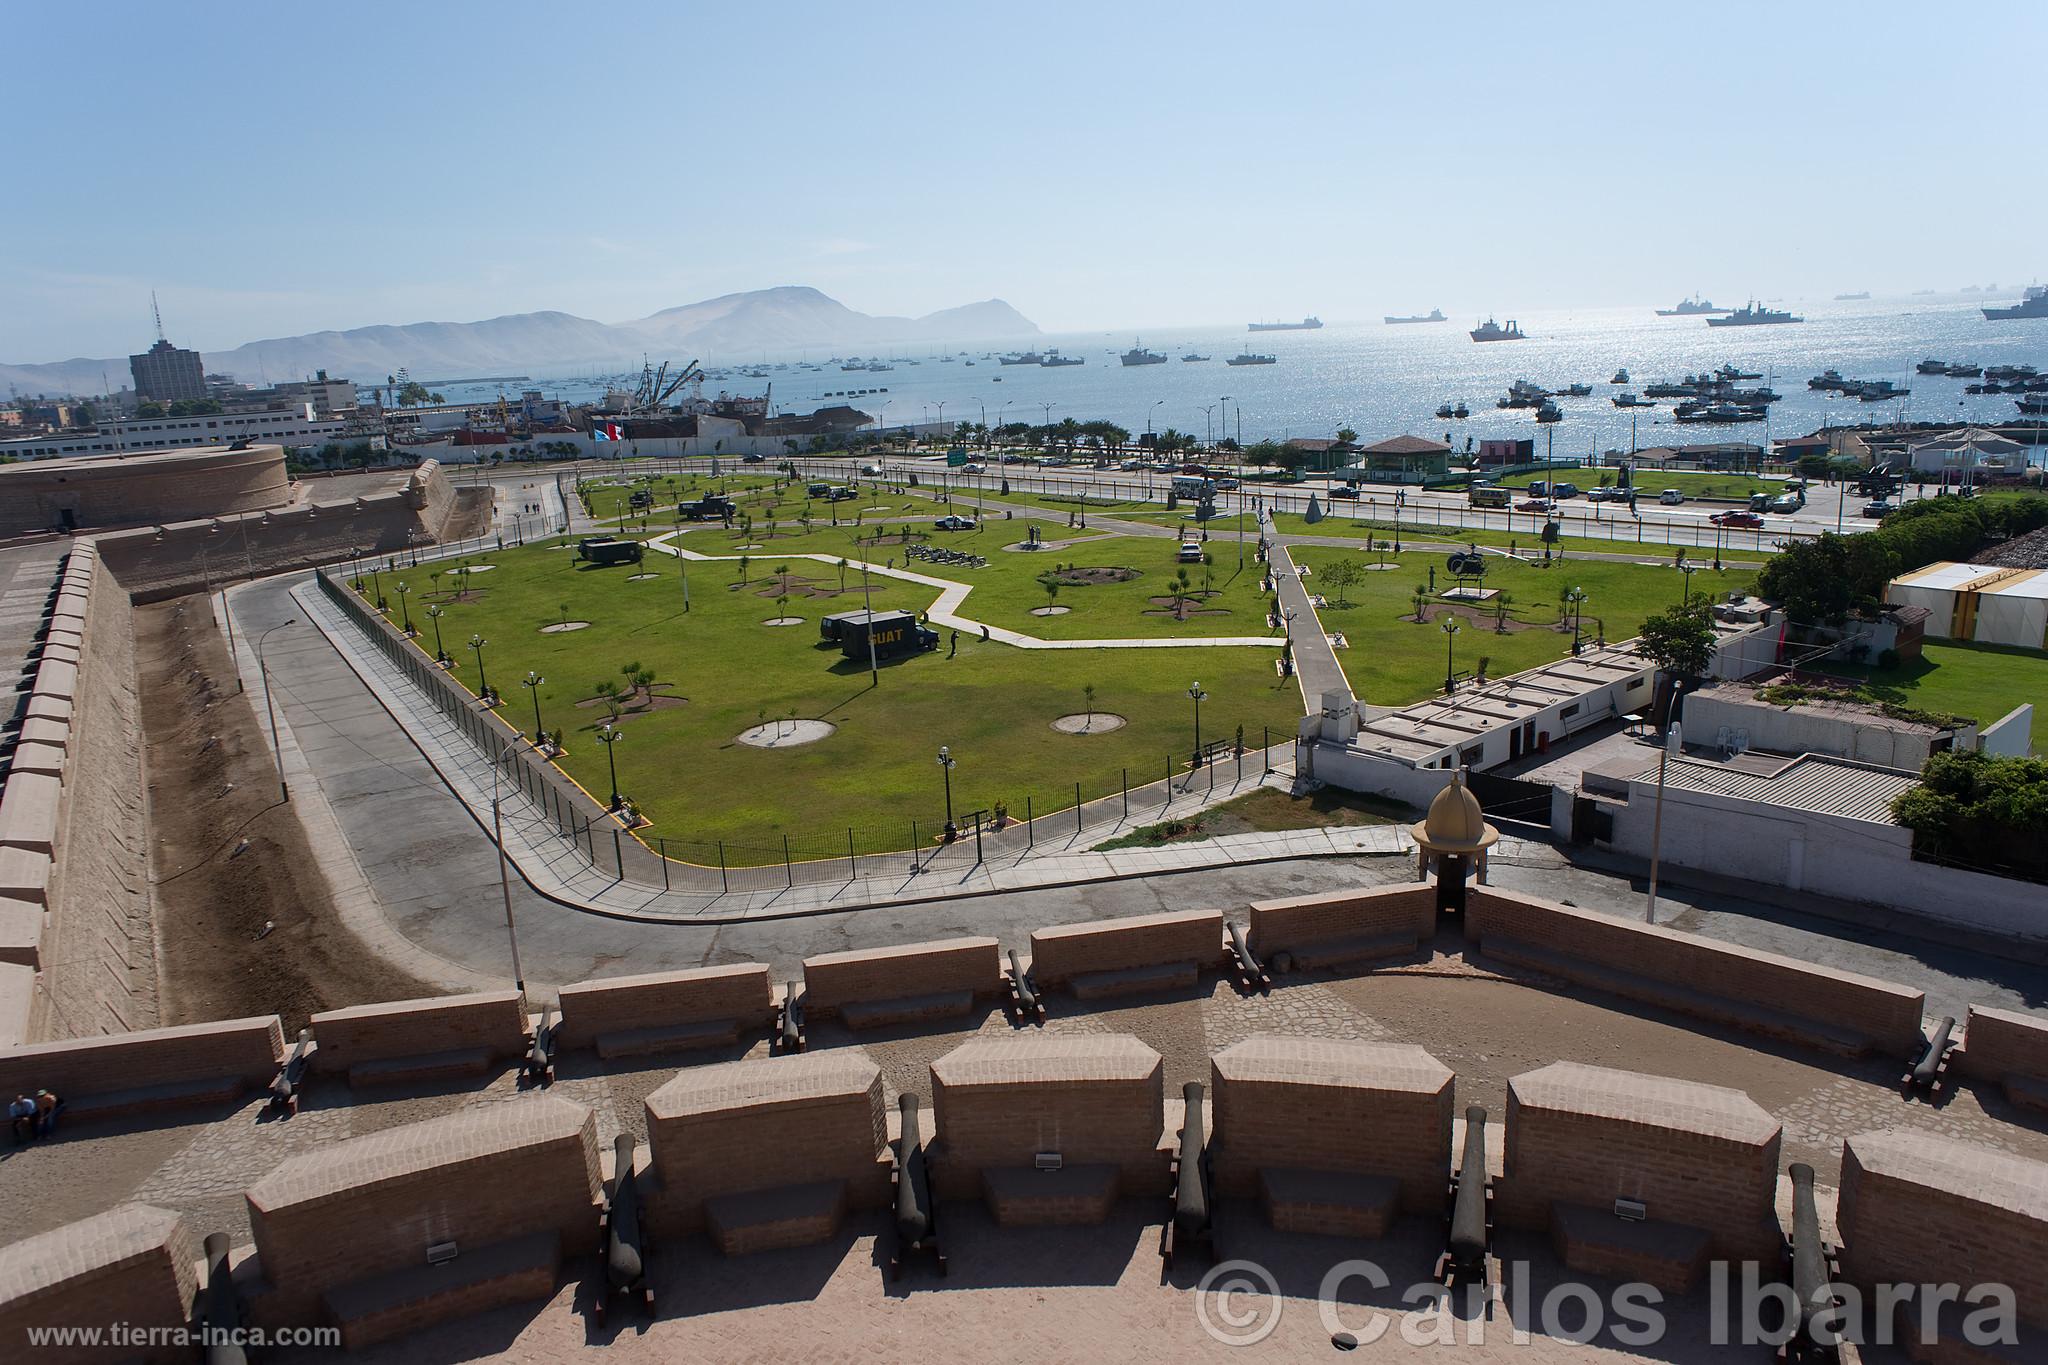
[316,565,1294,893]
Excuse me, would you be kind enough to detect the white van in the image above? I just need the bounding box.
[1177,541,1204,563]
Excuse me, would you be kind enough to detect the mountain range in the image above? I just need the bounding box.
[0,287,1041,397]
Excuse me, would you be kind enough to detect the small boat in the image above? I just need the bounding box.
[1943,363,1981,378]
[1226,352,1277,366]
[1610,368,1630,384]
[1181,352,1210,362]
[1452,399,1470,419]
[1436,402,1456,419]
[1809,369,1849,391]
[1915,359,1949,374]
[1534,400,1563,423]
[2017,394,2048,416]
[1612,392,1656,408]
[1558,382,1593,397]
[1714,364,1761,381]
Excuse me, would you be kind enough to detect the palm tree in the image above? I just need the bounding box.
[1175,567,1192,611]
[738,554,751,585]
[1493,590,1514,633]
[1335,427,1359,446]
[1083,683,1097,729]
[837,557,849,593]
[1412,586,1429,622]
[1043,580,1060,612]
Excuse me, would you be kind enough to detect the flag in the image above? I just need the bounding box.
[594,422,624,442]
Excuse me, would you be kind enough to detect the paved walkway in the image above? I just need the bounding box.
[268,570,1403,925]
[1265,539,1350,711]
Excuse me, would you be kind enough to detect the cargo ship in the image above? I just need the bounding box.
[1247,316,1322,332]
[1655,295,1732,316]
[1385,308,1446,324]
[1469,318,1526,343]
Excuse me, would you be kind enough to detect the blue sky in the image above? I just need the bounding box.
[4,0,2042,359]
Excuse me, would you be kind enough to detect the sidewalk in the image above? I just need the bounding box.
[277,572,1412,924]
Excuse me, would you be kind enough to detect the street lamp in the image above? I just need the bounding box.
[596,722,623,810]
[469,633,492,703]
[1442,616,1461,693]
[424,603,449,663]
[1678,563,1699,606]
[256,618,297,803]
[1565,586,1587,656]
[937,745,958,840]
[521,670,547,744]
[395,580,414,636]
[1187,682,1208,768]
[1646,722,1684,923]
[1148,399,1165,443]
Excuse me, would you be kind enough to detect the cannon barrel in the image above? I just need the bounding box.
[895,1093,933,1245]
[1008,950,1039,1011]
[201,1231,247,1365]
[781,981,803,1050]
[607,1134,644,1290]
[1789,1162,1830,1345]
[1910,1016,1955,1089]
[1448,1106,1489,1271]
[1174,1081,1210,1240]
[1227,922,1264,977]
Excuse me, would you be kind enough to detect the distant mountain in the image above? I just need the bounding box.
[0,287,1041,396]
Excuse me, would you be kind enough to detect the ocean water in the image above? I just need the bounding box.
[440,296,2048,457]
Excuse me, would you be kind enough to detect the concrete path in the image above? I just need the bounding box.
[1265,540,1351,713]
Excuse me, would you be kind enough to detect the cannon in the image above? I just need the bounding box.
[1788,1162,1839,1359]
[1225,922,1270,993]
[779,981,806,1053]
[1006,950,1044,1024]
[1902,1015,1955,1097]
[1166,1081,1214,1266]
[267,1028,312,1115]
[1444,1105,1490,1283]
[523,1005,556,1088]
[595,1134,652,1323]
[890,1094,946,1277]
[199,1231,248,1365]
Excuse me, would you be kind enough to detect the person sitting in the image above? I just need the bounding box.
[7,1093,33,1143]
[33,1088,61,1139]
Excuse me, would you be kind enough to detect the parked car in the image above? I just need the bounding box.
[1177,541,1204,563]
[1658,489,1686,505]
[1710,510,1765,528]
[934,515,977,531]
[1585,486,1624,502]
[825,486,859,501]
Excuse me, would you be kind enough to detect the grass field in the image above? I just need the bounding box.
[1288,545,1755,703]
[373,535,1301,855]
[1807,640,2048,751]
[1491,469,1781,501]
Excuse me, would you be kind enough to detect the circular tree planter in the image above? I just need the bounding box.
[453,564,498,574]
[761,616,805,627]
[1029,605,1071,616]
[626,572,660,582]
[737,719,835,748]
[540,620,591,633]
[1052,712,1126,735]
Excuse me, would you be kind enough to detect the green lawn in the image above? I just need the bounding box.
[371,535,1301,859]
[1806,640,2048,751]
[1491,469,1780,501]
[1288,545,1755,705]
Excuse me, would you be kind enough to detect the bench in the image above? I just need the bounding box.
[322,1231,560,1350]
[347,1048,493,1088]
[66,1076,247,1123]
[1479,937,1875,1056]
[1258,1168,1402,1239]
[981,1164,1120,1226]
[1551,1203,1712,1293]
[703,1180,847,1256]
[593,1019,739,1061]
[1068,962,1199,1001]
[842,990,976,1031]
[1284,932,1420,972]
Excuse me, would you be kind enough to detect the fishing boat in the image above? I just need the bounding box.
[1470,318,1526,343]
[1610,368,1630,384]
[1612,392,1656,408]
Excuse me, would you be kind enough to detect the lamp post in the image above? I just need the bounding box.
[1442,615,1461,693]
[1565,586,1587,655]
[256,618,297,803]
[596,722,623,810]
[349,544,365,592]
[521,670,547,743]
[1187,682,1208,768]
[1646,722,1684,923]
[1148,399,1164,444]
[424,603,448,663]
[937,745,957,840]
[1678,563,1698,606]
[369,562,384,609]
[469,633,491,703]
[489,738,528,1000]
[395,580,414,636]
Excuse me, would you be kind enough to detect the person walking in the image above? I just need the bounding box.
[948,630,958,658]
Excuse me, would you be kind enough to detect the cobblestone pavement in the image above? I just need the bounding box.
[6,957,2043,1361]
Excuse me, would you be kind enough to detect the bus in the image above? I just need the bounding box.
[1469,485,1511,508]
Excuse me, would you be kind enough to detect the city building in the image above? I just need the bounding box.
[128,337,207,403]
[1342,434,1452,484]
[1886,562,2048,648]
[0,403,357,461]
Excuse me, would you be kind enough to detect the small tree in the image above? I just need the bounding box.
[1493,589,1514,633]
[594,679,623,722]
[1412,585,1429,622]
[1175,567,1192,609]
[1044,580,1061,612]
[1637,599,1718,728]
[632,665,656,698]
[1083,682,1097,720]
[837,557,849,593]
[737,553,751,585]
[1319,558,1360,607]
[774,563,791,593]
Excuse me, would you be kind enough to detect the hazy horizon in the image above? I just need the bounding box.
[4,0,2044,362]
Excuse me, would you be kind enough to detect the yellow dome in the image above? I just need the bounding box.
[1409,772,1499,854]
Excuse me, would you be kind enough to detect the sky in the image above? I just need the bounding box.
[4,0,2044,361]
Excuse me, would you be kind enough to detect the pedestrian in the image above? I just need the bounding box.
[34,1088,60,1139]
[949,630,958,658]
[7,1093,32,1143]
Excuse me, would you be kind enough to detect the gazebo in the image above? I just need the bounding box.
[1409,768,1500,913]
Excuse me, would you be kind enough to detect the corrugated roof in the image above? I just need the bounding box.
[1630,754,1918,824]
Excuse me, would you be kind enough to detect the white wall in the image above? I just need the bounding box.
[1678,691,1970,768]
[1980,705,2035,758]
[1587,779,2048,941]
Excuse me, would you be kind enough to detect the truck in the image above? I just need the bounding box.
[829,609,939,661]
[678,494,736,520]
[575,537,644,566]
